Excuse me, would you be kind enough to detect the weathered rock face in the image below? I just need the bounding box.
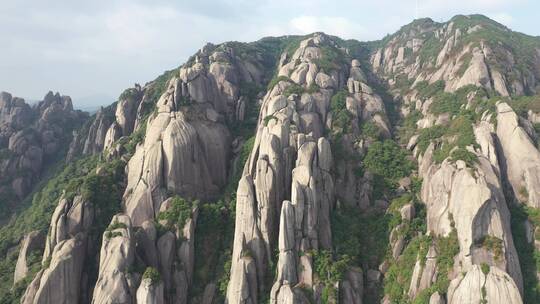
[496,102,540,207]
[68,86,146,160]
[32,233,86,304]
[122,42,268,226]
[122,80,231,226]
[136,278,165,304]
[42,194,94,263]
[116,87,143,136]
[227,35,337,303]
[408,245,438,299]
[0,91,86,208]
[419,146,523,293]
[91,214,137,304]
[341,268,363,304]
[20,193,94,304]
[82,108,115,155]
[0,92,32,139]
[448,265,522,304]
[14,230,45,284]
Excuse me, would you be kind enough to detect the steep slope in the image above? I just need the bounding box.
[373,15,540,304]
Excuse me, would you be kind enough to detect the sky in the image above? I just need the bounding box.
[0,0,539,109]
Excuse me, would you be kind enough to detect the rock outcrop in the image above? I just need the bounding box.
[122,42,268,226]
[420,146,523,293]
[14,231,45,284]
[91,215,137,304]
[136,278,165,304]
[0,91,86,209]
[496,102,540,207]
[448,265,522,304]
[31,233,86,304]
[122,79,231,225]
[227,34,377,303]
[20,191,95,304]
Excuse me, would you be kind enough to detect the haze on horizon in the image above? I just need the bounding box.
[1,0,538,109]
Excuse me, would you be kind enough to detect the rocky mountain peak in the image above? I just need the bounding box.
[0,91,86,214]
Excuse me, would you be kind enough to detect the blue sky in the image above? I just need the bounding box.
[0,0,538,108]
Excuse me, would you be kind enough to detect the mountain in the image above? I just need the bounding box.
[1,14,540,304]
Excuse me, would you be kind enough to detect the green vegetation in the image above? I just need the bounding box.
[385,203,459,304]
[330,90,353,134]
[481,285,488,304]
[361,121,383,140]
[415,111,479,166]
[416,80,445,99]
[0,154,125,302]
[0,248,42,304]
[360,139,415,200]
[449,148,478,168]
[481,263,490,275]
[418,35,444,66]
[384,235,431,302]
[283,83,304,97]
[509,204,540,302]
[0,156,99,256]
[416,125,446,154]
[282,82,319,98]
[142,267,161,285]
[433,228,460,288]
[104,220,127,239]
[223,137,255,198]
[312,250,352,303]
[191,135,255,302]
[191,200,235,301]
[263,115,277,126]
[157,196,195,231]
[451,14,540,81]
[507,95,540,117]
[457,53,473,77]
[398,110,423,144]
[312,45,348,74]
[119,87,141,101]
[363,140,415,188]
[332,207,391,269]
[144,68,179,108]
[267,75,291,90]
[229,81,264,139]
[400,230,459,304]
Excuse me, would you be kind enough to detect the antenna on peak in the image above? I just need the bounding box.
[415,0,419,20]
